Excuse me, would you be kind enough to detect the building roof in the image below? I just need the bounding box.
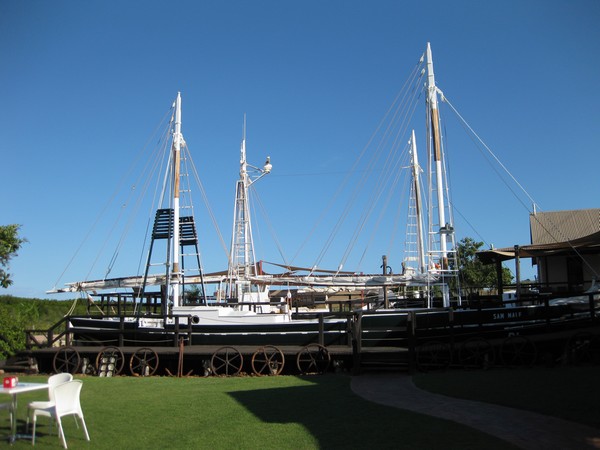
[477,208,600,264]
[530,208,600,245]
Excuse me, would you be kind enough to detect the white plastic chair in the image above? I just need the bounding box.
[29,372,73,410]
[26,372,73,431]
[31,380,90,448]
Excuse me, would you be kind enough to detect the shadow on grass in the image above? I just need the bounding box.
[414,366,600,429]
[228,375,517,449]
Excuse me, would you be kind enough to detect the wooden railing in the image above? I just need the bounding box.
[25,316,72,350]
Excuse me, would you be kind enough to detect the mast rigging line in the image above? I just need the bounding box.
[349,140,411,271]
[106,120,172,282]
[104,107,177,286]
[440,91,537,214]
[439,118,489,249]
[299,57,426,272]
[52,105,175,291]
[249,184,290,269]
[358,157,411,271]
[289,59,424,267]
[349,79,424,271]
[440,91,599,279]
[186,142,231,263]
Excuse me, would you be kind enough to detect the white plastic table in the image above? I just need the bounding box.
[0,382,48,443]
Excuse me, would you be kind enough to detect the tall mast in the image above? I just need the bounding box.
[425,43,459,307]
[229,117,254,293]
[171,92,183,307]
[228,117,272,299]
[426,42,447,260]
[410,130,426,274]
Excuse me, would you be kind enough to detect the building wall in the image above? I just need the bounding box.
[537,253,600,292]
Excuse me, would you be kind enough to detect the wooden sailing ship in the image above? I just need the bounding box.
[30,43,598,376]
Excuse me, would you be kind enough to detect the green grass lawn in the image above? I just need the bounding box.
[4,366,599,449]
[3,374,517,450]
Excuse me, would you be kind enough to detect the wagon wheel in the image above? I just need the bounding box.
[459,337,495,370]
[53,346,81,374]
[130,348,160,376]
[500,336,537,367]
[296,344,330,375]
[95,346,125,376]
[210,347,243,376]
[565,332,597,365]
[416,341,452,372]
[251,346,285,376]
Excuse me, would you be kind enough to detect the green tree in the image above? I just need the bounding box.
[183,284,204,304]
[455,237,513,295]
[0,298,41,359]
[0,224,26,288]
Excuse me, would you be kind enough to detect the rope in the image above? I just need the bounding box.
[187,146,230,261]
[64,296,78,316]
[321,61,424,269]
[441,92,599,278]
[291,56,426,268]
[106,121,172,280]
[250,186,290,268]
[52,104,174,290]
[442,93,537,213]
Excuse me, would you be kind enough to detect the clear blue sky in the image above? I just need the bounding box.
[2,0,599,299]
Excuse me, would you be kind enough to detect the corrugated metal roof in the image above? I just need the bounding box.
[529,208,600,245]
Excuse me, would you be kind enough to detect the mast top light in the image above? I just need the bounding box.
[263,156,272,173]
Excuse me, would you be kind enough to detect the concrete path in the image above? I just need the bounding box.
[351,373,600,449]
